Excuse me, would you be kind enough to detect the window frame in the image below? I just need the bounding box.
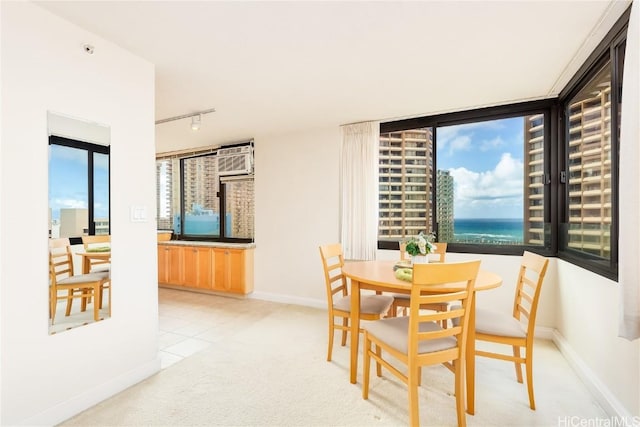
[555,8,629,281]
[157,141,254,244]
[378,99,557,258]
[49,135,111,245]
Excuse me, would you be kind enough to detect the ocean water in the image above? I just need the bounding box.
[453,218,523,244]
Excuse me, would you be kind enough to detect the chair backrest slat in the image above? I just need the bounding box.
[319,243,348,309]
[49,237,75,285]
[408,260,481,361]
[512,251,549,334]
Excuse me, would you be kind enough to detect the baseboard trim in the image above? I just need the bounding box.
[19,357,161,426]
[550,329,633,421]
[248,291,325,309]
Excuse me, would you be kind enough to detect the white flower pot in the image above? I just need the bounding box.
[411,255,429,265]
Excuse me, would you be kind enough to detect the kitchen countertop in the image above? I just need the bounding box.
[157,240,255,249]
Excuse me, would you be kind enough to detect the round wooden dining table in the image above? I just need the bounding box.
[341,260,502,415]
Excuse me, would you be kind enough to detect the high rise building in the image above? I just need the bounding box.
[156,159,174,230]
[565,67,612,258]
[378,128,433,240]
[95,218,110,235]
[182,156,220,218]
[59,208,88,238]
[436,170,454,242]
[523,114,546,245]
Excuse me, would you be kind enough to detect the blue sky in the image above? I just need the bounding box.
[436,117,524,219]
[49,145,109,220]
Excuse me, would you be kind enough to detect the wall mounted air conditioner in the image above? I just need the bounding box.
[216,144,253,176]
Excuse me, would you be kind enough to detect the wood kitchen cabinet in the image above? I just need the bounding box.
[158,243,254,295]
[158,244,184,285]
[183,246,214,290]
[212,248,254,294]
[157,244,169,284]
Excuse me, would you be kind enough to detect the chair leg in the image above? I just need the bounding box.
[513,346,524,383]
[50,288,57,323]
[526,351,536,410]
[327,317,335,362]
[80,289,88,312]
[408,363,420,427]
[375,344,382,377]
[454,359,467,427]
[65,289,74,316]
[341,317,348,346]
[93,285,100,321]
[362,335,371,399]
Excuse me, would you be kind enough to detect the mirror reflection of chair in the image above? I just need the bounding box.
[49,238,110,324]
[319,243,394,362]
[391,242,449,325]
[362,260,481,427]
[81,234,111,273]
[473,251,549,410]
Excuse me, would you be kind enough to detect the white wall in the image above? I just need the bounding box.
[0,2,159,425]
[252,126,341,306]
[556,260,640,417]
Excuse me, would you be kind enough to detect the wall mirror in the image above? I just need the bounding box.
[48,111,111,334]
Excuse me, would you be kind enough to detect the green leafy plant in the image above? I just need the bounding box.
[403,232,436,256]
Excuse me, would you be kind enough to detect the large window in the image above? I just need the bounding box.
[155,142,254,242]
[378,7,629,280]
[49,136,110,243]
[379,104,551,257]
[557,15,627,279]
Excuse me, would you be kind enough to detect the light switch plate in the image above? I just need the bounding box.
[130,206,148,222]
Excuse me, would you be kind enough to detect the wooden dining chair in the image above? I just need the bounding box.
[81,234,111,273]
[391,242,449,323]
[319,243,394,362]
[362,260,481,427]
[473,251,549,410]
[49,238,111,323]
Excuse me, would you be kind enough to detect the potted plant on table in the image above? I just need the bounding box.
[403,232,437,265]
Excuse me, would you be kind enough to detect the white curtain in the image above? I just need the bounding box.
[619,1,640,340]
[340,121,380,261]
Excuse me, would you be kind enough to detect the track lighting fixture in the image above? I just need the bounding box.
[191,114,201,131]
[155,108,216,131]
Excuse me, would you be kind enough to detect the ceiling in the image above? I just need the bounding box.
[35,1,631,151]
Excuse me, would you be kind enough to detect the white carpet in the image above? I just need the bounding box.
[60,291,607,426]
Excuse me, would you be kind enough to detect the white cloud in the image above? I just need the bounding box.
[480,136,505,151]
[51,198,88,210]
[438,127,472,156]
[438,118,527,158]
[448,135,472,154]
[447,153,523,218]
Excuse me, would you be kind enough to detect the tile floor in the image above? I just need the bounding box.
[158,287,274,369]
